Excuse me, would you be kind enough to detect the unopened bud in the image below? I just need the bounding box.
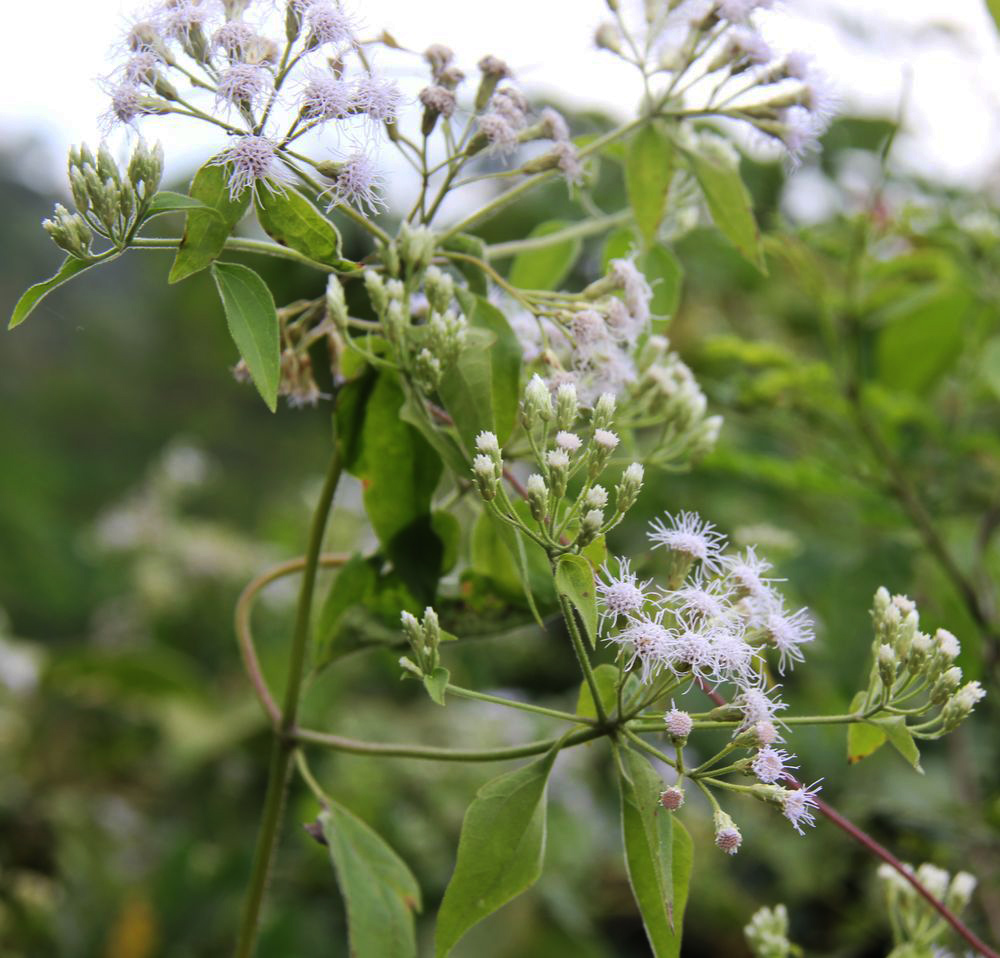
[472,454,499,501]
[877,643,897,690]
[555,382,579,430]
[713,810,742,855]
[413,347,442,391]
[595,21,623,55]
[526,473,548,522]
[364,269,388,315]
[585,485,609,509]
[593,392,616,430]
[578,508,604,546]
[474,55,510,111]
[664,706,693,743]
[546,448,570,499]
[401,610,423,650]
[326,275,349,328]
[660,786,684,810]
[946,871,977,912]
[423,264,454,313]
[522,374,553,428]
[615,462,644,513]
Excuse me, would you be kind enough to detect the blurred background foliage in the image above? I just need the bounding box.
[1,107,999,957]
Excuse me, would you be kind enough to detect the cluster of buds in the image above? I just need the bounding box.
[594,0,835,163]
[865,588,984,737]
[359,246,468,394]
[743,904,795,958]
[472,377,645,552]
[44,141,163,257]
[877,861,977,952]
[399,606,443,678]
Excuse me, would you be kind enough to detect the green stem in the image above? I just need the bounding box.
[623,728,677,768]
[234,447,343,958]
[445,683,593,725]
[558,592,609,726]
[294,724,605,761]
[485,209,631,260]
[131,235,343,272]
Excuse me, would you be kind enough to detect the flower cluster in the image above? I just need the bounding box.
[743,904,795,958]
[596,0,836,164]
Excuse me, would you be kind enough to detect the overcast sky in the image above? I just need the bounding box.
[2,0,999,196]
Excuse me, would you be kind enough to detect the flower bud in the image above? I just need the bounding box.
[946,871,977,912]
[326,276,349,329]
[915,863,950,900]
[555,382,579,430]
[424,264,454,313]
[592,392,617,431]
[941,681,986,730]
[401,610,423,651]
[398,222,436,275]
[594,22,623,55]
[364,269,389,315]
[546,448,570,499]
[585,485,609,509]
[421,607,440,654]
[475,430,500,460]
[877,643,897,690]
[664,706,693,743]
[526,473,549,522]
[660,786,685,810]
[713,810,742,855]
[522,374,553,428]
[472,454,499,501]
[930,666,962,704]
[577,508,604,546]
[413,347,443,392]
[615,462,644,513]
[905,631,932,673]
[474,55,510,111]
[934,628,960,662]
[589,429,619,478]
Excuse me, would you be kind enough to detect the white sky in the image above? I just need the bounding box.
[2,0,999,196]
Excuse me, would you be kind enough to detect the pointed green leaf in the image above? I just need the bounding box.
[626,123,675,245]
[434,746,559,957]
[423,666,450,706]
[872,715,923,773]
[169,161,250,283]
[618,749,692,956]
[509,220,582,291]
[210,262,280,411]
[686,148,765,272]
[320,802,422,958]
[644,244,684,318]
[144,190,221,219]
[846,692,887,764]
[576,663,619,721]
[9,255,113,330]
[314,553,378,663]
[255,186,346,267]
[555,553,599,649]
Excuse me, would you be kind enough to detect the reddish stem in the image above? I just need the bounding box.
[694,680,997,958]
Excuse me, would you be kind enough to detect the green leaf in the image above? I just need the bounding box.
[626,123,675,245]
[314,554,378,661]
[846,692,886,763]
[686,148,764,272]
[169,161,250,283]
[644,244,684,318]
[555,554,599,649]
[442,232,489,295]
[602,227,636,272]
[399,395,470,476]
[210,263,280,411]
[9,255,113,330]
[255,187,346,267]
[980,336,1000,401]
[872,715,923,773]
[576,663,619,721]
[439,328,497,449]
[321,801,422,958]
[876,285,970,393]
[423,666,450,706]
[987,0,1000,32]
[618,749,692,956]
[469,295,522,443]
[435,746,559,956]
[509,220,582,291]
[344,372,444,603]
[144,190,221,219]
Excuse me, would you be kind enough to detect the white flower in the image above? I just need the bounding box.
[555,431,582,452]
[718,0,773,21]
[736,684,787,726]
[540,106,570,142]
[751,746,796,784]
[216,63,272,113]
[299,70,353,120]
[553,141,584,185]
[667,572,734,625]
[305,1,356,47]
[596,557,655,631]
[722,545,775,600]
[610,257,653,325]
[323,151,385,214]
[478,112,519,155]
[546,448,570,470]
[585,485,609,509]
[156,0,215,42]
[762,603,815,673]
[213,20,259,60]
[101,82,146,130]
[353,73,403,124]
[419,85,457,118]
[781,781,822,835]
[648,511,726,572]
[607,612,674,683]
[213,135,287,200]
[593,429,619,450]
[491,87,529,128]
[708,627,758,684]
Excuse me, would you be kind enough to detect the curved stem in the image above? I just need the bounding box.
[485,209,632,260]
[234,447,343,958]
[131,235,342,273]
[445,683,594,725]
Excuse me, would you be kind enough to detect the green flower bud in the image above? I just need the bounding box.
[326,276,349,329]
[526,473,548,522]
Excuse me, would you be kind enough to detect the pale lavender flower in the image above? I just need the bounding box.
[156,0,215,42]
[323,151,385,213]
[660,786,685,810]
[553,141,584,185]
[611,257,653,325]
[121,51,162,86]
[571,309,609,348]
[299,70,353,120]
[722,545,775,601]
[736,684,787,726]
[664,704,693,739]
[540,106,570,142]
[101,82,147,130]
[761,603,815,673]
[419,85,457,118]
[491,87,530,128]
[608,613,674,683]
[216,63,272,113]
[668,572,733,625]
[545,448,570,470]
[478,112,519,155]
[718,0,773,21]
[304,1,356,48]
[708,627,758,684]
[596,557,655,632]
[213,134,286,200]
[594,429,620,450]
[212,20,258,60]
[751,745,796,784]
[781,781,822,835]
[354,73,403,124]
[648,511,727,572]
[729,27,773,66]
